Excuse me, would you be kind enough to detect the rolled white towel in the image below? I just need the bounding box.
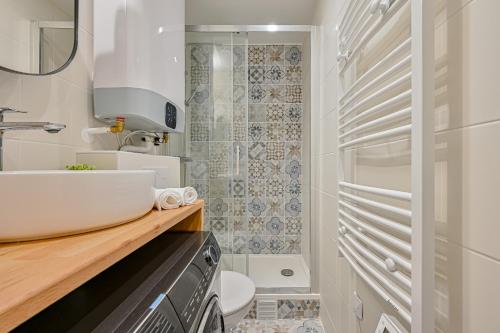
[168,187,198,205]
[154,189,183,210]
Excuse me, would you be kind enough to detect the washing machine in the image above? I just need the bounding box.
[14,231,224,333]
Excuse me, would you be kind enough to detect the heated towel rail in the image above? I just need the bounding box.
[336,0,434,332]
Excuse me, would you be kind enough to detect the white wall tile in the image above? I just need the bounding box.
[56,27,94,91]
[0,1,117,171]
[320,278,341,332]
[319,303,337,333]
[338,297,352,333]
[433,1,500,333]
[311,152,320,190]
[5,75,73,144]
[435,0,474,28]
[16,141,76,170]
[436,0,500,130]
[79,0,94,35]
[322,68,337,117]
[319,190,337,241]
[313,0,343,330]
[318,153,337,195]
[319,109,337,156]
[0,71,22,108]
[322,22,338,76]
[437,241,500,333]
[436,121,500,260]
[2,139,19,170]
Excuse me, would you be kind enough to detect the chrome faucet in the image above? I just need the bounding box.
[0,107,66,171]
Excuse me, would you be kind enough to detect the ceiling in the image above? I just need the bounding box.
[186,0,319,25]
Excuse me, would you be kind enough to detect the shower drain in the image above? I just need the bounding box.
[281,269,294,277]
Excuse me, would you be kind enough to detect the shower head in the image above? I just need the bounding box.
[185,86,200,106]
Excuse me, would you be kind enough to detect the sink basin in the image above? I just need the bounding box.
[0,170,156,242]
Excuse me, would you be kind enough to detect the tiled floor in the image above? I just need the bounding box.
[231,319,324,333]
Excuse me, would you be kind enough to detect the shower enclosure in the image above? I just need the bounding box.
[184,27,311,293]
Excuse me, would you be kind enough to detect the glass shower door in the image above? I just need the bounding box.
[185,32,249,273]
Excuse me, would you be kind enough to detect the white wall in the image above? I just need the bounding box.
[186,0,318,25]
[311,0,341,331]
[434,0,500,332]
[312,0,500,332]
[312,0,410,327]
[0,1,118,171]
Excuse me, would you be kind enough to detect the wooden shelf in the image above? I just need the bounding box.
[0,200,204,332]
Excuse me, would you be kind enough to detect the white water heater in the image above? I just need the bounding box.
[93,0,185,133]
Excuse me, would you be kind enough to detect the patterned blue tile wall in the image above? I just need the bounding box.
[187,43,304,256]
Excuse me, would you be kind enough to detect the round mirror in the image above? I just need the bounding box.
[0,0,78,75]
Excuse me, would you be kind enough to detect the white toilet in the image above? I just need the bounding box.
[219,270,256,329]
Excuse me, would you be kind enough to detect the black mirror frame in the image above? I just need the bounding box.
[0,0,79,76]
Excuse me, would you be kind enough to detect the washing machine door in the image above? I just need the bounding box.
[197,296,225,333]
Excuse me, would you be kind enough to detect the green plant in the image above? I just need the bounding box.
[65,164,96,171]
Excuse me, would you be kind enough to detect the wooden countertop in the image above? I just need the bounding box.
[0,200,204,332]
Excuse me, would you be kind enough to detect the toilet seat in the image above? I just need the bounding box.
[220,271,255,315]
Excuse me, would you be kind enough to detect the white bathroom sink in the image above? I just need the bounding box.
[0,170,156,242]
